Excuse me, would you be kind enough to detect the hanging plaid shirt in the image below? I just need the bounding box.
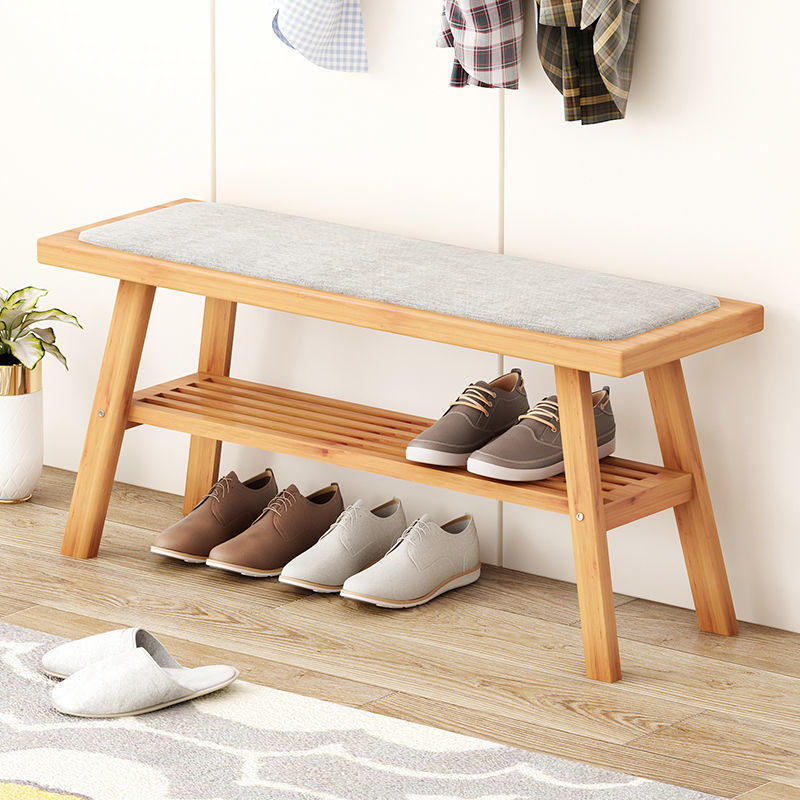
[272,0,368,73]
[536,0,640,124]
[436,0,526,89]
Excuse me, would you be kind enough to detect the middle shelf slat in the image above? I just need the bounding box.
[128,373,693,529]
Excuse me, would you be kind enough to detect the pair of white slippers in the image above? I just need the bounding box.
[42,627,238,718]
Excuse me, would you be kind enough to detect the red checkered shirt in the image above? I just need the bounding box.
[436,0,526,89]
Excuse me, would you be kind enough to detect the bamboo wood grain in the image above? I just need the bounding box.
[61,280,155,559]
[37,199,764,378]
[555,366,621,682]
[173,384,419,439]
[645,360,738,636]
[184,297,237,512]
[127,373,691,528]
[206,373,431,427]
[151,393,409,453]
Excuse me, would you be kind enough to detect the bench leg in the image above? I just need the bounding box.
[645,360,738,636]
[183,297,237,513]
[555,366,622,682]
[61,280,156,558]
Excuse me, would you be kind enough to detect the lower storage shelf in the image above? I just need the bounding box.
[128,373,693,529]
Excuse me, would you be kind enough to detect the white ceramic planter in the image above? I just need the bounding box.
[0,362,43,502]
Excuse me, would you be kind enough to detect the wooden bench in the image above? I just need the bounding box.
[37,199,764,683]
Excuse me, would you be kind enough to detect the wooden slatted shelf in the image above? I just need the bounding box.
[128,373,693,530]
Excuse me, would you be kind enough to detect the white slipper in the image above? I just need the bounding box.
[41,627,180,679]
[51,647,239,718]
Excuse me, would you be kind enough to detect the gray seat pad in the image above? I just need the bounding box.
[79,202,718,341]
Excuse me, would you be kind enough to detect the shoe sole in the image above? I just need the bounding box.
[278,574,343,593]
[41,667,69,679]
[206,559,282,578]
[405,446,470,467]
[150,546,207,564]
[340,565,481,609]
[466,439,616,482]
[51,671,240,718]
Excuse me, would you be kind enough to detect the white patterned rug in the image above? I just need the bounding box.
[0,622,719,800]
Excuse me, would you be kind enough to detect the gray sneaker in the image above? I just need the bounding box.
[466,386,616,482]
[405,369,529,467]
[340,513,481,608]
[278,498,407,592]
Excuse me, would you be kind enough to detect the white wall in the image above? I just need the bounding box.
[3,1,798,631]
[0,0,213,501]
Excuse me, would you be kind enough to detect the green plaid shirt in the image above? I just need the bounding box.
[537,0,641,125]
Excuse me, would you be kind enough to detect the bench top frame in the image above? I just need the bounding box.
[37,199,763,377]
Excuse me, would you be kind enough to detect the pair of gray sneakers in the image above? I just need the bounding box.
[279,499,481,609]
[405,369,616,482]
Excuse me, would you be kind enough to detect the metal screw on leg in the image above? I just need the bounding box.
[576,512,584,521]
[97,410,105,418]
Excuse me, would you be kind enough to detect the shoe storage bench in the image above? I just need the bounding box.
[38,199,764,683]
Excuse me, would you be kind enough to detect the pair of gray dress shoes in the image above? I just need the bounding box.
[405,368,617,481]
[280,499,481,609]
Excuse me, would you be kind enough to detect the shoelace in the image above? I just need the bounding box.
[449,384,496,417]
[201,475,234,508]
[320,504,359,539]
[387,516,435,553]
[519,398,560,432]
[254,489,297,522]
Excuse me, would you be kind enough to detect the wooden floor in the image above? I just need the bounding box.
[2,468,799,799]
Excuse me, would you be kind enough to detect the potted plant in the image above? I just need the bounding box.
[0,287,80,503]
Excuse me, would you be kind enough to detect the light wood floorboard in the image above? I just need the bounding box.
[630,711,800,788]
[737,783,800,799]
[0,593,35,618]
[1,467,798,798]
[5,605,390,708]
[364,692,760,798]
[613,599,800,678]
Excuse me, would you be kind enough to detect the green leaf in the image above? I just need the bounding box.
[4,287,48,311]
[13,307,82,337]
[7,333,45,369]
[42,340,68,369]
[31,327,56,345]
[0,306,30,336]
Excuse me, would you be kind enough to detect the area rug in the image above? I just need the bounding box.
[0,622,719,800]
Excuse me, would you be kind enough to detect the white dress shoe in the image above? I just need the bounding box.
[340,513,481,609]
[279,498,406,592]
[41,627,179,679]
[51,648,238,718]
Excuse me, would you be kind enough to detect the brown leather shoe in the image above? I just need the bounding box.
[150,470,278,563]
[206,483,344,577]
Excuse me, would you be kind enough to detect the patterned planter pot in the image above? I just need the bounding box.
[0,361,43,503]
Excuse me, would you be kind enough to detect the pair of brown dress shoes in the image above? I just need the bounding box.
[150,470,344,577]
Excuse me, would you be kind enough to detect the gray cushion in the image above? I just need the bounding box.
[79,202,719,341]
